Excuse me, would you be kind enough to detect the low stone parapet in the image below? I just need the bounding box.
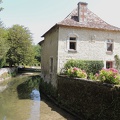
[57,75,120,120]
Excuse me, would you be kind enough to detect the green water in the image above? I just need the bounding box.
[0,74,77,120]
[0,75,41,120]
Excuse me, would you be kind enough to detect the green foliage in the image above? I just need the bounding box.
[17,75,41,99]
[64,59,104,75]
[0,56,6,68]
[86,61,104,75]
[0,25,8,67]
[66,67,87,78]
[90,68,120,84]
[89,73,99,81]
[6,24,35,66]
[0,0,3,12]
[32,44,41,65]
[99,68,120,84]
[114,55,120,71]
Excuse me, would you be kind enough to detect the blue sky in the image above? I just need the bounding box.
[1,0,120,44]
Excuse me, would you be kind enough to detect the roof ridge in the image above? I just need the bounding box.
[58,6,120,31]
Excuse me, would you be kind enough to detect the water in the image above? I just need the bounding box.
[0,74,76,120]
[0,75,40,120]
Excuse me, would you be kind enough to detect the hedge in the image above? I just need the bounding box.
[64,59,104,75]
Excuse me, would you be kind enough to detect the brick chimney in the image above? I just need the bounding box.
[78,2,88,23]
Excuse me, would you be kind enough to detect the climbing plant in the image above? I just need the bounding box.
[114,55,120,71]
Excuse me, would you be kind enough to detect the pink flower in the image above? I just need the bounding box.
[73,67,79,71]
[109,68,118,73]
[95,73,99,77]
[114,75,116,78]
[71,70,74,73]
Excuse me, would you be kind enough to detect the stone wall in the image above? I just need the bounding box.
[0,67,17,82]
[41,26,59,87]
[57,75,120,120]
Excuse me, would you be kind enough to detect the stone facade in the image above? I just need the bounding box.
[40,26,59,87]
[58,26,120,72]
[40,2,120,87]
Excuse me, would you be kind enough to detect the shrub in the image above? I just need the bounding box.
[64,59,104,75]
[98,68,120,84]
[66,67,87,78]
[86,61,104,75]
[89,73,99,80]
[87,68,120,84]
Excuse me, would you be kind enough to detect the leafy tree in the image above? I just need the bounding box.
[0,0,7,68]
[33,44,41,65]
[0,28,8,67]
[6,24,35,66]
[0,0,3,12]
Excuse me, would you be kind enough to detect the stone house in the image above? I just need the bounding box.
[40,2,120,87]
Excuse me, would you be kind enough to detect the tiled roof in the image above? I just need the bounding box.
[57,8,120,31]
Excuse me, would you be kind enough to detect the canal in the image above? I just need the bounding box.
[0,73,77,120]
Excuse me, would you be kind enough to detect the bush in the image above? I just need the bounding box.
[66,67,87,78]
[90,68,120,84]
[89,73,99,80]
[99,68,120,84]
[64,59,104,75]
[86,61,104,75]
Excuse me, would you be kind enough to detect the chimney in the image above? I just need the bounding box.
[78,2,88,23]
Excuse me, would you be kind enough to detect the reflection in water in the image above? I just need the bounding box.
[0,75,41,120]
[0,74,77,120]
[30,89,40,101]
[17,75,41,120]
[29,89,40,120]
[3,116,6,120]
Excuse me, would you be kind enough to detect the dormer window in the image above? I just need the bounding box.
[69,37,77,50]
[106,40,113,52]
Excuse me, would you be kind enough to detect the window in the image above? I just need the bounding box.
[106,61,113,68]
[50,57,53,73]
[69,37,77,50]
[106,40,113,52]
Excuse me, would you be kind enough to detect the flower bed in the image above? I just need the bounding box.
[90,68,120,84]
[66,67,87,78]
[64,67,120,85]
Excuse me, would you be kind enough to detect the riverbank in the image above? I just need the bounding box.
[0,67,17,83]
[0,68,17,93]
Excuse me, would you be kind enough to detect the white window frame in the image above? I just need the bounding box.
[67,33,78,52]
[106,39,114,52]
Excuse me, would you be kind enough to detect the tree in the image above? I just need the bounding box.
[6,24,35,66]
[0,0,3,12]
[33,44,41,66]
[0,0,8,68]
[0,27,8,67]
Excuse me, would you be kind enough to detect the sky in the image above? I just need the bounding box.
[1,0,120,44]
